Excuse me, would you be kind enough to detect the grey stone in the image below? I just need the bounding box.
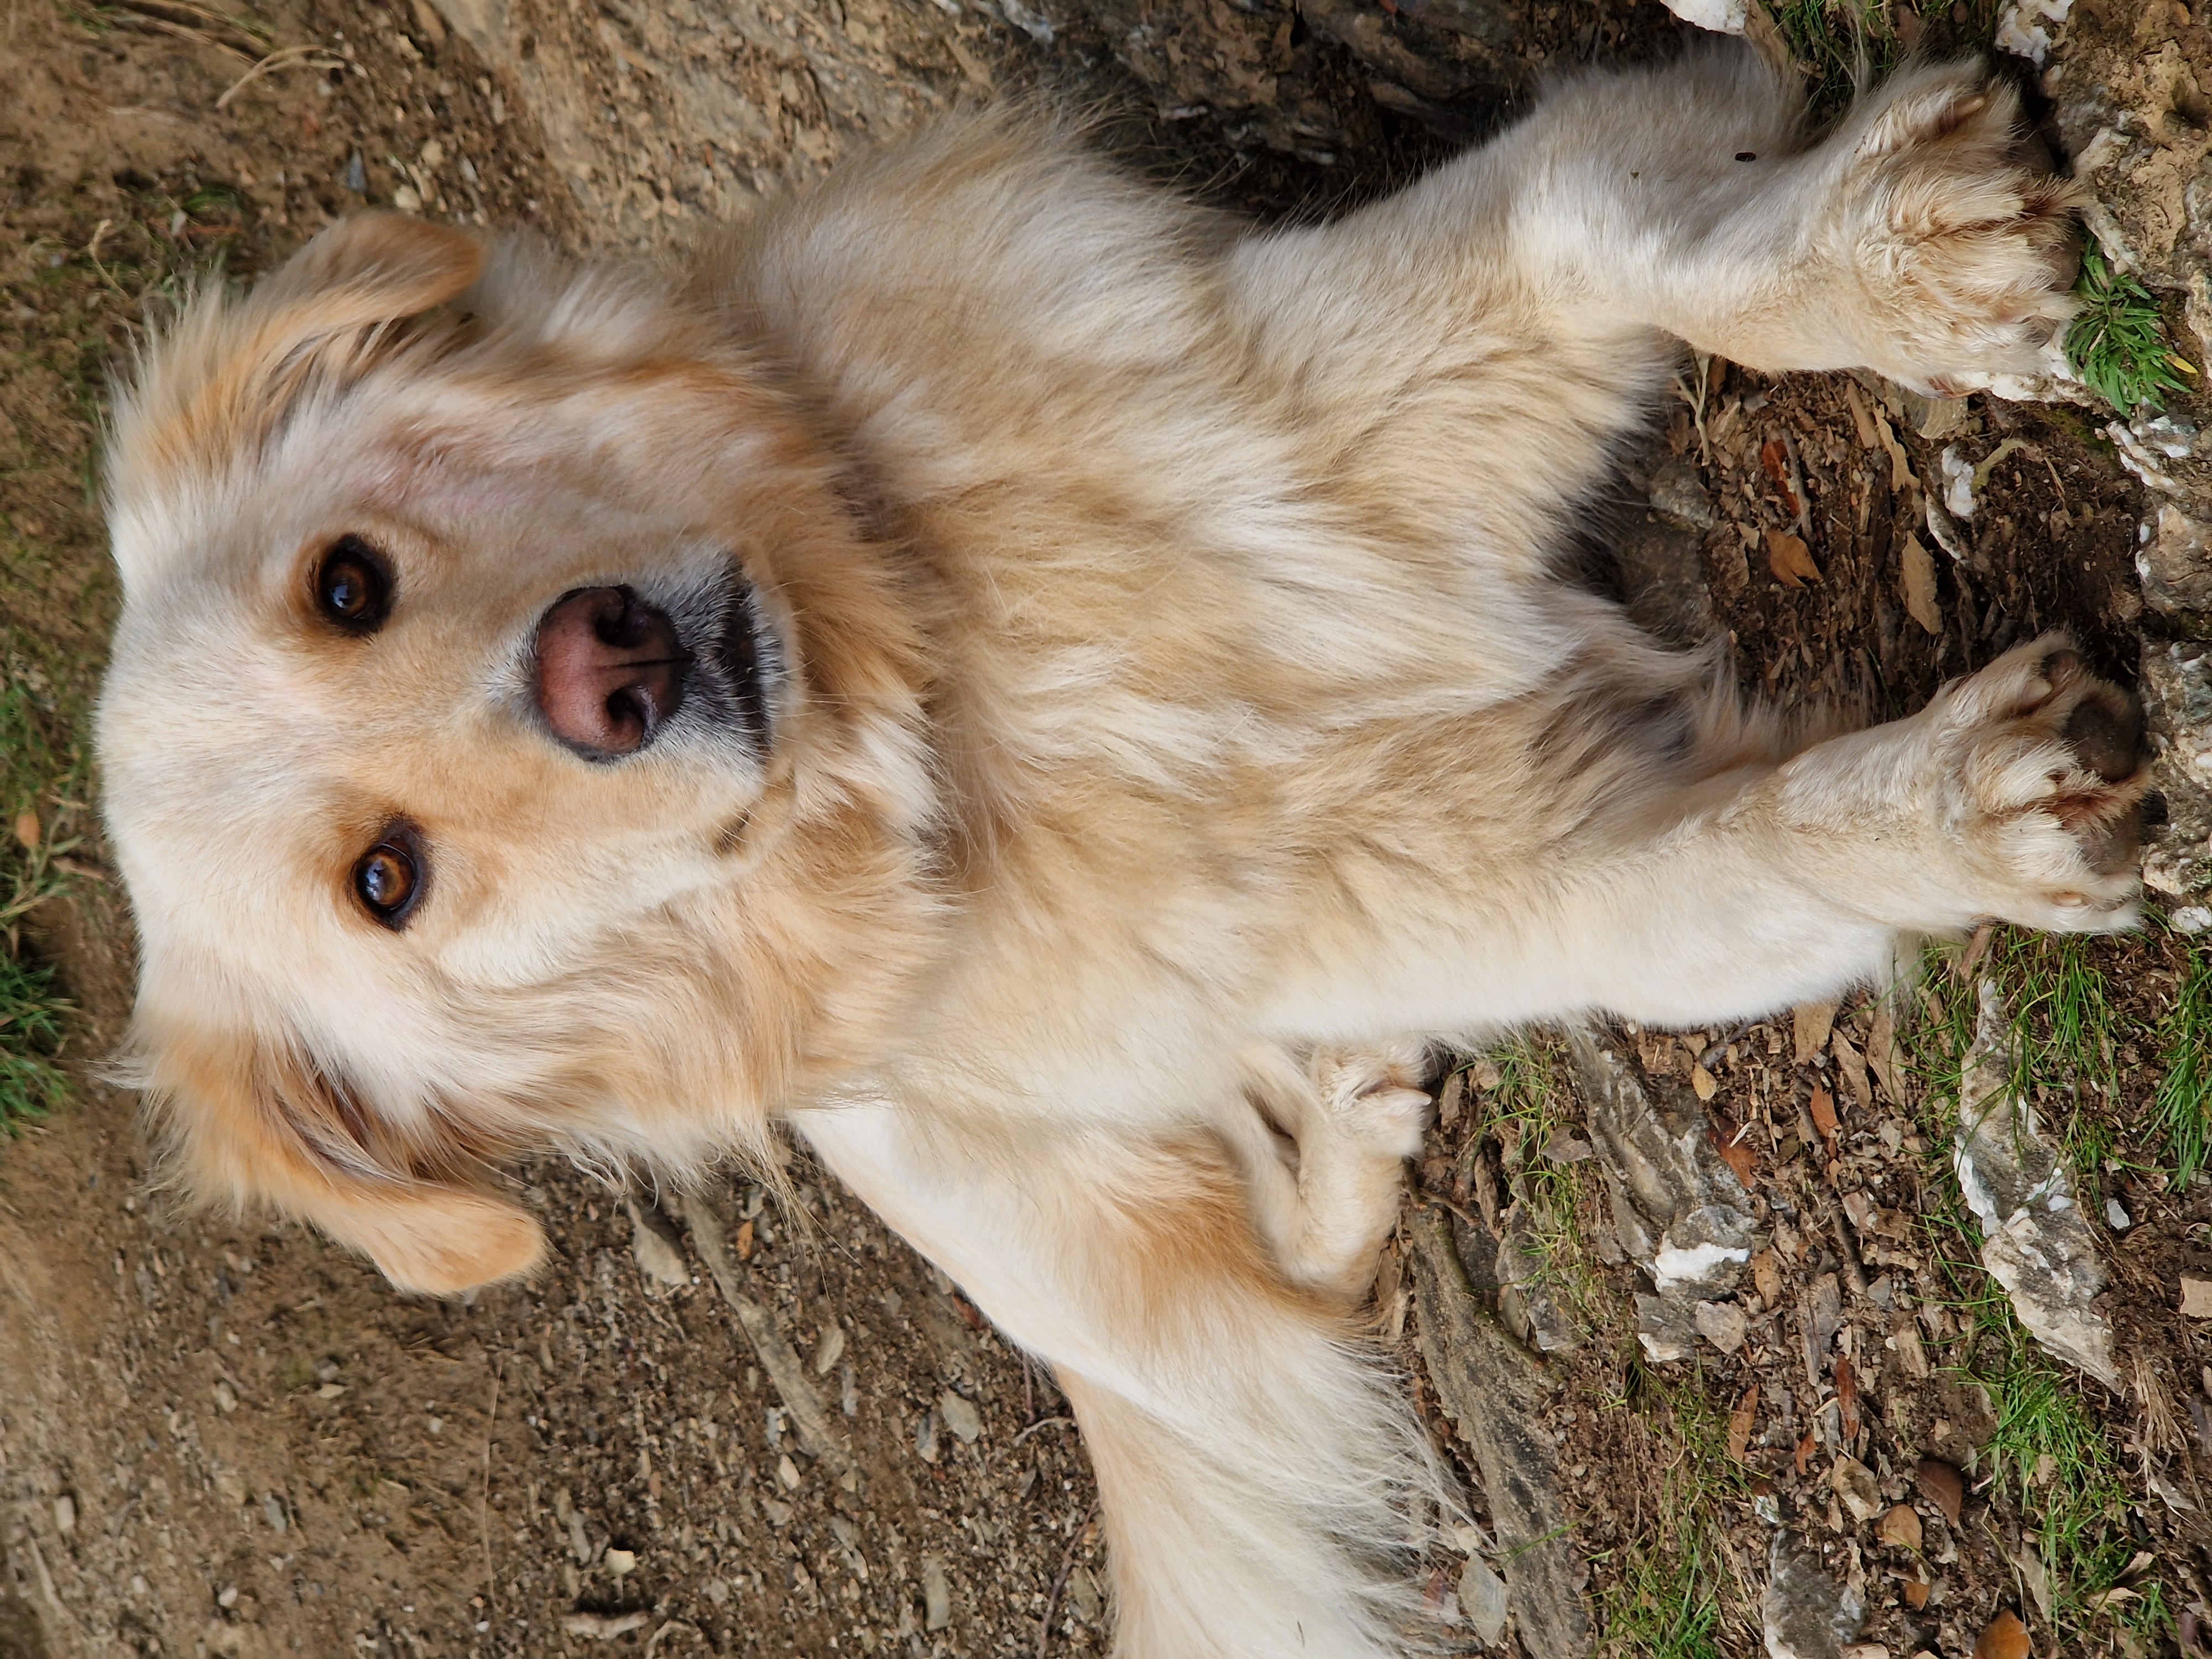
[1762,1532,1865,1659]
[2143,638,2212,898]
[938,1390,983,1444]
[1953,980,2121,1387]
[1647,456,1718,529]
[2142,505,2212,620]
[921,1553,952,1631]
[1693,1299,1749,1354]
[1570,1030,1754,1361]
[1408,1211,1594,1659]
[1458,1552,1509,1646]
[626,1196,690,1287]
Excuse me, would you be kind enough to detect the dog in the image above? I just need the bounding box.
[98,42,2146,1657]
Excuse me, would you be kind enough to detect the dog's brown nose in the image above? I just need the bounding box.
[534,587,687,758]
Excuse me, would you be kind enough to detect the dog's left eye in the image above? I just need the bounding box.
[315,536,393,634]
[351,825,426,929]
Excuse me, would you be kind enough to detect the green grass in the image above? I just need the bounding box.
[2067,248,2193,415]
[0,949,67,1133]
[1902,940,2176,1651]
[1596,1370,1740,1659]
[1460,1034,1606,1328]
[0,653,88,1136]
[1770,0,1887,121]
[2152,941,2212,1188]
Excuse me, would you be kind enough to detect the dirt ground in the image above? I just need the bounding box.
[0,0,2204,1656]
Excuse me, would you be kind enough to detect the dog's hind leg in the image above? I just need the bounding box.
[1222,1040,1430,1303]
[795,1098,1451,1659]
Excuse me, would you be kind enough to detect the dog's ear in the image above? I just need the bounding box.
[108,214,484,579]
[134,1016,545,1296]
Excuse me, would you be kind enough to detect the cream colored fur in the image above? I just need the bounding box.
[99,45,2141,1658]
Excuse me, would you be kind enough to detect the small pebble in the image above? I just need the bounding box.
[54,1494,75,1534]
[921,1554,952,1631]
[2105,1197,2131,1231]
[604,1547,637,1578]
[938,1391,983,1443]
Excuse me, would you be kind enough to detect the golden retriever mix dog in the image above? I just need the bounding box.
[100,40,2143,1656]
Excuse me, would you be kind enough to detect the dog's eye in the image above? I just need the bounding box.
[351,826,426,928]
[315,537,393,634]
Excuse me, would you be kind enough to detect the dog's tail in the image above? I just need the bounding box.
[799,1105,1453,1659]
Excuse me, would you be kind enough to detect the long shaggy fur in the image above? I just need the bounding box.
[100,46,2143,1655]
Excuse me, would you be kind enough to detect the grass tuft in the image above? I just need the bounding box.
[2153,940,2212,1188]
[2067,248,2192,415]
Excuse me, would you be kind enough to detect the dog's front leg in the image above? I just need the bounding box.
[1494,635,2149,1031]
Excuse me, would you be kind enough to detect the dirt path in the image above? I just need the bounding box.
[3,0,2208,1656]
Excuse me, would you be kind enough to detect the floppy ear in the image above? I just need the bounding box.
[108,213,485,576]
[136,1018,545,1296]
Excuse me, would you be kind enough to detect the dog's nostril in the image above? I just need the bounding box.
[535,586,688,759]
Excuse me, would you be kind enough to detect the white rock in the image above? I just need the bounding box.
[604,1547,637,1578]
[1994,0,2070,64]
[2105,1198,2131,1230]
[921,1554,952,1631]
[1657,0,1746,30]
[938,1391,983,1444]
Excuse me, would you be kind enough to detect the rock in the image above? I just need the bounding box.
[1569,1030,1755,1363]
[2105,1197,2131,1230]
[1914,1459,1964,1527]
[1459,1552,1509,1646]
[1408,1210,1594,1659]
[1952,981,2121,1387]
[921,1554,952,1631]
[1648,457,1718,529]
[626,1195,690,1287]
[1616,513,1717,646]
[938,1390,983,1443]
[2140,505,2212,621]
[1763,1532,1866,1659]
[562,1611,650,1640]
[1829,1456,1881,1525]
[1693,1300,1749,1354]
[604,1547,637,1578]
[2145,639,2212,898]
[53,1494,74,1535]
[2181,1276,2212,1317]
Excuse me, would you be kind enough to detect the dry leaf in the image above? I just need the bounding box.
[1900,532,1943,635]
[1877,1503,1923,1551]
[1766,528,1822,587]
[2180,1276,2212,1318]
[11,810,37,852]
[1834,1353,1860,1441]
[1974,1610,2030,1659]
[1809,1085,1840,1144]
[1752,1248,1782,1306]
[1712,1118,1756,1188]
[1691,1062,1718,1102]
[1916,1458,1964,1526]
[734,1218,756,1261]
[1722,1384,1758,1457]
[1902,1577,1931,1610]
[1793,1000,1836,1064]
[1830,1028,1872,1114]
[1760,437,1803,519]
[1796,1431,1817,1477]
[1867,999,1906,1105]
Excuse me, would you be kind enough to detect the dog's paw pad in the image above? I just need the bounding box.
[1837,64,2081,392]
[1948,635,2151,922]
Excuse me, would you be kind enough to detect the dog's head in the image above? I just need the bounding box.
[100,215,943,1293]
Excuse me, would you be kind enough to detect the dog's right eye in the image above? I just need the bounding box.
[315,537,393,634]
[351,824,426,929]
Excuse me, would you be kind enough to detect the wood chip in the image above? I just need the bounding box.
[1793,1001,1836,1064]
[1834,1354,1860,1441]
[1831,1029,1872,1115]
[1766,528,1822,587]
[1877,1503,1923,1551]
[1843,379,1881,450]
[1915,1458,1964,1526]
[1900,533,1943,634]
[1974,1610,2030,1659]
[2180,1276,2212,1318]
[563,1612,650,1641]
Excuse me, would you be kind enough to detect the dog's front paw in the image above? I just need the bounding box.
[1934,635,2151,930]
[1829,61,2081,394]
